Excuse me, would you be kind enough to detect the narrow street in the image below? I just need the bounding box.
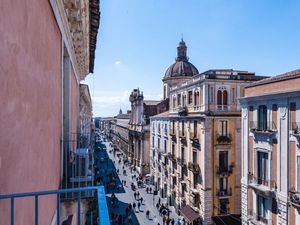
[95,137,180,225]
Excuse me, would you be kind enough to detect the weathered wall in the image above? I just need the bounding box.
[70,65,79,151]
[0,0,62,224]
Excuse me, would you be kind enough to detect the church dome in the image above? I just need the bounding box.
[164,39,199,79]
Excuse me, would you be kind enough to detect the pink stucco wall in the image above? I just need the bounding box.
[0,0,62,224]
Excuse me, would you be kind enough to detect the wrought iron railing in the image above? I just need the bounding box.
[289,189,300,209]
[188,162,200,174]
[248,209,270,224]
[0,186,109,225]
[216,134,231,144]
[248,174,277,189]
[216,163,234,176]
[217,188,232,197]
[250,121,277,132]
[291,122,300,135]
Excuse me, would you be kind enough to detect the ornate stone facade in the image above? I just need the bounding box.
[240,69,300,225]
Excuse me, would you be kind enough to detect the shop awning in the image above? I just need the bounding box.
[179,205,200,223]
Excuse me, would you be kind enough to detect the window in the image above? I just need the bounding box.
[164,140,167,153]
[181,121,185,136]
[192,150,197,163]
[257,195,267,221]
[218,120,228,137]
[181,146,185,161]
[219,177,228,192]
[183,95,187,107]
[193,173,198,188]
[158,123,161,134]
[193,121,198,137]
[194,91,199,106]
[177,94,181,106]
[188,91,193,104]
[172,143,175,155]
[217,89,228,110]
[258,105,267,130]
[257,151,269,185]
[219,151,228,172]
[210,86,214,103]
[219,199,228,214]
[152,136,154,146]
[172,96,176,109]
[232,88,235,103]
[164,124,168,135]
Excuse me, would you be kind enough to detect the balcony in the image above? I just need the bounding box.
[170,128,176,137]
[177,157,187,167]
[216,163,234,176]
[248,173,277,196]
[250,121,277,133]
[217,188,232,198]
[188,162,200,174]
[216,134,231,144]
[248,209,270,225]
[291,122,300,137]
[289,189,300,211]
[167,152,176,162]
[178,106,188,116]
[190,132,200,149]
[0,186,110,225]
[179,135,187,146]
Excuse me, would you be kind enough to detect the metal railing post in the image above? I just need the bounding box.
[35,195,39,225]
[11,197,14,225]
[57,193,60,225]
[77,192,81,225]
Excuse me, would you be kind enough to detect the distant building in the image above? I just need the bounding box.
[128,89,169,174]
[111,110,131,155]
[240,69,300,225]
[150,39,267,225]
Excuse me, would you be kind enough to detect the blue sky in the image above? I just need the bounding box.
[83,0,300,117]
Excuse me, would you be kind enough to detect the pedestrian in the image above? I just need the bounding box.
[156,203,159,209]
[163,216,166,225]
[124,180,126,186]
[137,191,140,199]
[137,202,141,211]
[134,192,137,200]
[171,218,175,225]
[146,187,149,193]
[158,197,161,205]
[146,210,150,219]
[133,202,136,212]
[166,217,171,225]
[140,197,143,204]
[149,187,152,193]
[128,203,132,210]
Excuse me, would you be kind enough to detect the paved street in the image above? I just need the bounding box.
[95,139,179,225]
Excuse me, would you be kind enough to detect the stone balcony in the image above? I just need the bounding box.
[248,173,277,197]
[188,162,200,174]
[289,189,300,212]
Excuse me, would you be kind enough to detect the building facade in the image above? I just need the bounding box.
[240,69,300,225]
[128,89,169,174]
[111,110,131,155]
[0,0,101,224]
[150,40,267,225]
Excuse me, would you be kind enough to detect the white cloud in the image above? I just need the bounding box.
[114,61,121,65]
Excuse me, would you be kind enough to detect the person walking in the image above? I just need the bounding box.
[140,197,143,204]
[166,217,171,225]
[137,191,140,200]
[133,202,136,212]
[134,192,137,200]
[158,197,161,205]
[146,210,150,219]
[149,187,152,193]
[146,187,149,193]
[163,216,166,225]
[137,202,141,211]
[171,218,175,225]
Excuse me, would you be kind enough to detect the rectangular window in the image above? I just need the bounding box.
[194,121,198,137]
[173,97,176,108]
[183,95,187,107]
[257,151,269,186]
[258,105,268,130]
[257,195,267,220]
[177,94,181,106]
[182,121,185,136]
[193,150,197,163]
[219,151,228,172]
[181,146,185,161]
[164,140,167,153]
[210,86,214,103]
[188,91,193,104]
[218,120,228,136]
[232,88,235,103]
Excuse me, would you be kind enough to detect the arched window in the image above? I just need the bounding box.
[223,90,228,106]
[217,90,222,105]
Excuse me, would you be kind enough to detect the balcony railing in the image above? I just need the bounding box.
[291,122,300,135]
[188,162,200,174]
[167,152,176,162]
[178,106,188,116]
[216,134,231,144]
[180,135,187,146]
[248,173,277,196]
[217,188,232,197]
[0,186,110,225]
[250,121,277,133]
[248,209,270,224]
[176,157,187,167]
[289,189,300,209]
[216,163,234,176]
[217,105,228,111]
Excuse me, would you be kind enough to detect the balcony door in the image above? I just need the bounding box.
[258,105,267,130]
[219,151,228,172]
[257,151,269,185]
[257,195,268,221]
